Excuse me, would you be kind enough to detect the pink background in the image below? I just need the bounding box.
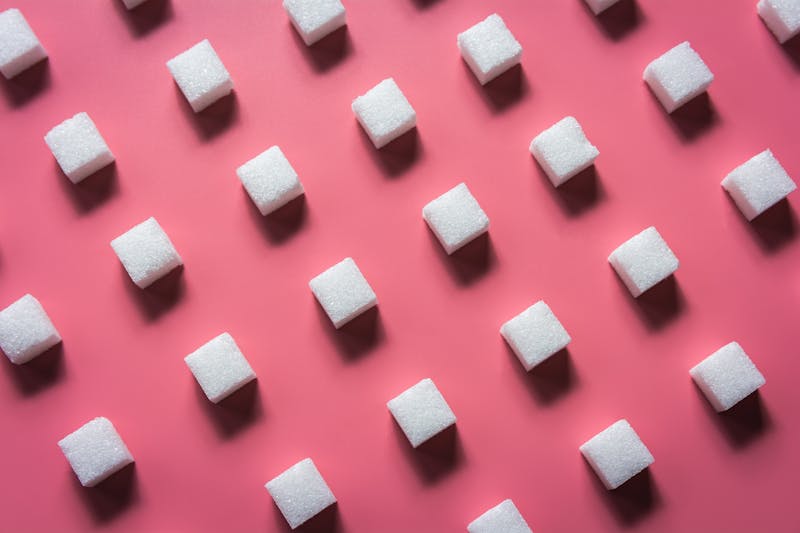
[1,0,799,531]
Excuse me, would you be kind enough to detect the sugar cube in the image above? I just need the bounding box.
[690,342,765,412]
[309,257,377,329]
[121,0,149,9]
[266,458,337,529]
[584,0,621,15]
[351,78,417,149]
[422,182,489,255]
[58,417,134,487]
[237,146,305,215]
[111,217,183,289]
[185,333,257,403]
[530,116,599,187]
[643,41,714,113]
[44,112,115,184]
[167,39,233,112]
[283,0,346,46]
[0,8,47,79]
[457,14,522,85]
[468,499,532,533]
[608,226,679,298]
[501,300,571,371]
[0,294,61,365]
[721,149,796,221]
[758,0,800,43]
[580,419,654,490]
[387,378,456,448]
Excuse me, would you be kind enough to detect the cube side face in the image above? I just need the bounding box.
[457,14,522,85]
[422,183,490,254]
[0,9,47,78]
[44,113,115,183]
[690,342,766,412]
[584,0,620,15]
[283,0,346,45]
[266,458,337,529]
[111,217,183,288]
[387,378,457,448]
[309,258,377,329]
[643,42,713,113]
[184,333,257,403]
[58,418,134,487]
[758,0,800,43]
[608,227,679,297]
[468,499,532,533]
[500,301,571,371]
[167,40,233,112]
[721,150,797,221]
[351,78,417,148]
[237,146,305,215]
[530,116,599,186]
[0,294,61,364]
[580,420,654,490]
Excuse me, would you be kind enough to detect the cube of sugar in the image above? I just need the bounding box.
[351,78,417,149]
[184,333,257,403]
[584,0,621,15]
[44,112,115,184]
[58,417,134,487]
[530,116,599,187]
[387,378,457,448]
[580,419,654,490]
[167,39,233,112]
[758,0,800,43]
[0,294,61,365]
[309,257,377,329]
[283,0,346,46]
[121,0,149,9]
[500,300,571,371]
[468,499,532,533]
[422,182,489,255]
[643,41,714,113]
[266,458,337,529]
[721,149,796,221]
[237,146,305,215]
[0,9,47,79]
[608,226,679,298]
[457,14,522,85]
[110,217,183,289]
[690,342,765,412]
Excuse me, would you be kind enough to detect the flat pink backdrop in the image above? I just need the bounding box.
[1,0,798,531]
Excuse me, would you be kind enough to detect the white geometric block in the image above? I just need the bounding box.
[309,257,377,329]
[58,417,134,487]
[580,419,654,490]
[530,116,599,187]
[352,78,417,149]
[422,182,489,255]
[0,8,47,79]
[690,342,766,412]
[721,149,796,221]
[643,41,714,113]
[167,39,233,113]
[266,458,337,529]
[237,146,305,215]
[758,0,800,43]
[387,378,457,448]
[44,112,115,184]
[110,217,183,289]
[608,226,679,297]
[584,0,621,15]
[501,300,571,371]
[468,499,532,533]
[283,0,346,46]
[457,13,522,85]
[0,294,61,364]
[184,333,257,403]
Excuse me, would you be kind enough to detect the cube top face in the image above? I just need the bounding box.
[283,0,346,46]
[758,0,800,43]
[0,8,47,79]
[309,257,377,329]
[501,300,571,371]
[458,13,522,85]
[351,78,417,149]
[110,217,183,289]
[721,149,796,221]
[584,0,621,15]
[422,182,490,255]
[167,39,233,112]
[184,333,257,403]
[580,419,654,490]
[643,41,714,113]
[58,417,134,487]
[690,342,766,412]
[0,294,61,365]
[387,378,457,448]
[468,499,532,533]
[265,458,337,529]
[44,112,115,184]
[608,226,679,297]
[237,146,305,215]
[530,116,599,187]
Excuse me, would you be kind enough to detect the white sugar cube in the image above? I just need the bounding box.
[111,217,183,289]
[121,0,149,9]
[0,294,61,365]
[457,14,522,85]
[721,149,796,221]
[237,146,305,215]
[468,499,532,533]
[184,333,257,403]
[309,257,377,329]
[643,41,714,113]
[0,8,47,79]
[584,0,621,15]
[58,417,134,487]
[758,0,800,43]
[500,300,571,371]
[530,116,599,187]
[387,378,456,448]
[266,458,337,530]
[690,342,765,412]
[351,78,417,149]
[167,39,233,113]
[44,112,115,184]
[422,182,489,255]
[608,226,679,298]
[283,0,346,46]
[580,419,654,490]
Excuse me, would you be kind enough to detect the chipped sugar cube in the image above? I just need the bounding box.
[44,112,115,184]
[111,217,183,289]
[758,0,800,43]
[237,146,305,215]
[690,342,765,412]
[423,182,489,255]
[0,294,61,365]
[457,13,522,85]
[387,378,456,448]
[266,458,337,529]
[643,41,714,113]
[0,8,47,79]
[58,417,134,487]
[580,419,654,490]
[608,226,679,298]
[468,499,532,533]
[185,332,257,403]
[530,116,599,187]
[721,149,796,221]
[167,39,233,112]
[501,300,571,371]
[309,258,377,329]
[352,78,417,149]
[283,0,346,46]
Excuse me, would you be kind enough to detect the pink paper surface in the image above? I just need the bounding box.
[1,0,799,531]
